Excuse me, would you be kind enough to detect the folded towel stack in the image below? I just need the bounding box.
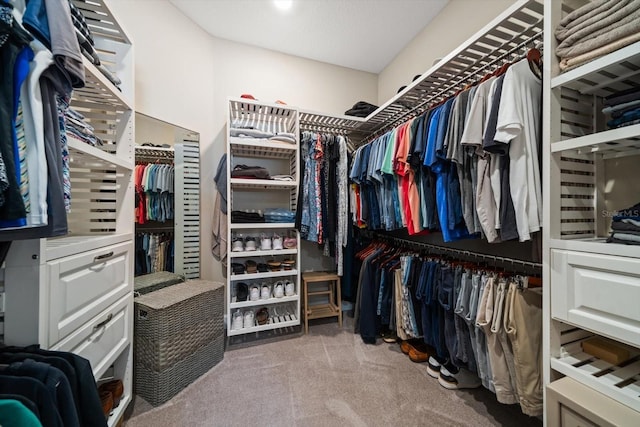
[555,0,640,72]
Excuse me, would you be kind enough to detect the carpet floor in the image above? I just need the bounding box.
[124,318,543,427]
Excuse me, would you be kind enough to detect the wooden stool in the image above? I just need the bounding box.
[302,271,342,334]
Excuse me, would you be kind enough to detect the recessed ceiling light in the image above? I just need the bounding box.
[273,0,292,11]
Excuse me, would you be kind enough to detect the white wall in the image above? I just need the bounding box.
[108,0,377,282]
[378,0,516,104]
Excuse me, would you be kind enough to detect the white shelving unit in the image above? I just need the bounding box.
[226,98,301,338]
[543,0,640,422]
[3,1,134,426]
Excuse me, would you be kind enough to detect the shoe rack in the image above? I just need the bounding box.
[225,98,301,337]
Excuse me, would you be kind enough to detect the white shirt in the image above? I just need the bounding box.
[494,58,542,242]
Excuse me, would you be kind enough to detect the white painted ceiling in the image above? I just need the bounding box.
[169,0,449,74]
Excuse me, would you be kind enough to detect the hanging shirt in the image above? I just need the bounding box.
[494,58,542,242]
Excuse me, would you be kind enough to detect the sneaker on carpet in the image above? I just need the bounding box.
[427,356,441,378]
[438,366,481,390]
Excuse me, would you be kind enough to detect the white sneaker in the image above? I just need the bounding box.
[232,239,244,252]
[273,281,284,298]
[284,280,295,296]
[438,367,481,390]
[249,285,260,301]
[427,357,441,378]
[260,234,272,251]
[232,310,243,330]
[272,234,283,250]
[261,283,271,299]
[245,237,257,251]
[243,310,254,328]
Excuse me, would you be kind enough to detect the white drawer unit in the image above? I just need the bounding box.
[48,241,132,346]
[51,294,132,380]
[551,249,640,349]
[547,377,640,427]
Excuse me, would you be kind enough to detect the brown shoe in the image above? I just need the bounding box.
[408,346,429,363]
[100,390,113,418]
[99,380,124,407]
[400,340,411,354]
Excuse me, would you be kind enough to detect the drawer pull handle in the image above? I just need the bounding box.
[93,313,113,331]
[94,251,114,262]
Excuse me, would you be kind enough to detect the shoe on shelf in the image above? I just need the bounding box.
[99,380,124,407]
[245,260,257,274]
[99,390,113,419]
[256,307,269,325]
[273,281,284,298]
[281,259,295,270]
[272,234,283,250]
[236,282,249,302]
[438,366,481,390]
[283,236,297,249]
[232,309,244,330]
[261,283,271,299]
[427,356,441,378]
[245,236,257,251]
[249,285,260,301]
[231,238,244,252]
[260,234,272,251]
[284,280,295,296]
[243,310,255,328]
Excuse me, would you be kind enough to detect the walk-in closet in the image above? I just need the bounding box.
[1,0,639,426]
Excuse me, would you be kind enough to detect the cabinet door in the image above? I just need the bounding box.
[551,250,640,348]
[48,241,132,345]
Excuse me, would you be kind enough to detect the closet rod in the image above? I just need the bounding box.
[360,231,542,269]
[361,30,543,145]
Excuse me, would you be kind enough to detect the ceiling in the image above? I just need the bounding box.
[169,0,449,74]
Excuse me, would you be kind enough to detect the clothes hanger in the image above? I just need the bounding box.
[527,43,542,78]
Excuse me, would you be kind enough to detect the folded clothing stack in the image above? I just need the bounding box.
[69,0,122,88]
[344,101,378,118]
[229,118,295,143]
[263,208,295,223]
[603,87,640,129]
[607,202,640,245]
[555,0,640,72]
[230,164,270,179]
[231,210,264,223]
[65,107,103,146]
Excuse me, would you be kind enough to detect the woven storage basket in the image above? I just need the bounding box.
[135,334,224,407]
[134,271,184,296]
[134,280,224,405]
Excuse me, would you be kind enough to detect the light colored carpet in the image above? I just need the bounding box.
[124,318,542,427]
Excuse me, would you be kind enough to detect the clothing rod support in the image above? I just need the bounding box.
[360,231,542,269]
[362,30,543,144]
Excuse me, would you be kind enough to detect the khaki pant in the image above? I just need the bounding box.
[505,282,543,417]
[479,277,518,404]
